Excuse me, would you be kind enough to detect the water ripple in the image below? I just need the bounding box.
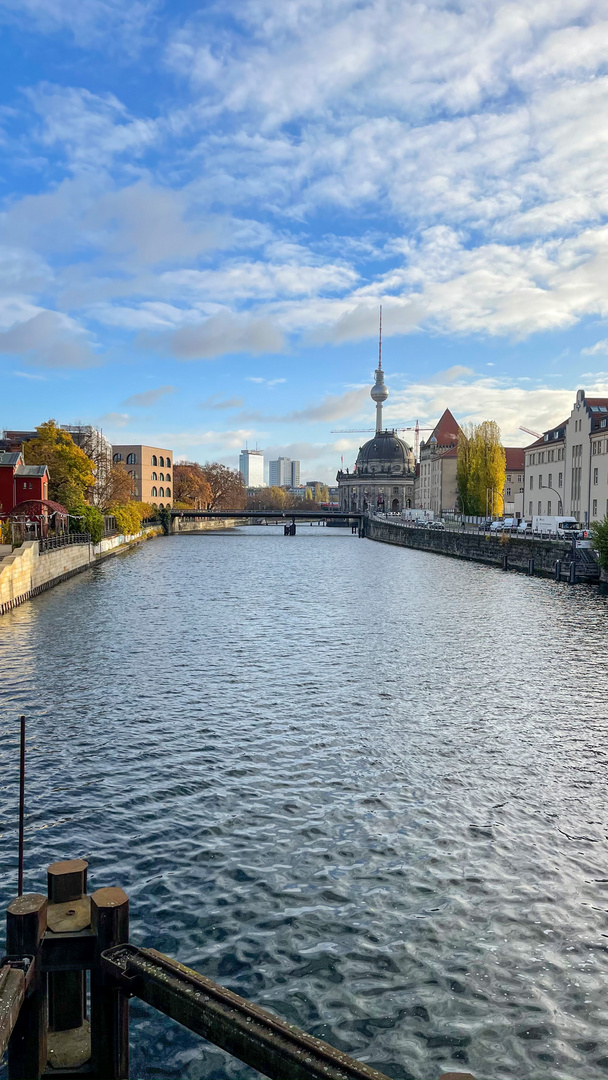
[2,528,608,1079]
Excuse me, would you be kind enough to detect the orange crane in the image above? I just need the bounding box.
[331,420,435,457]
[519,425,543,440]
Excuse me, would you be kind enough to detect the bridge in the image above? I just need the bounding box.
[170,509,364,535]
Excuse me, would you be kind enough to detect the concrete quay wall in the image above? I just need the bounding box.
[366,518,596,581]
[0,526,163,616]
[173,517,238,533]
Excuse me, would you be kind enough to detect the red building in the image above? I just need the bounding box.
[0,452,49,515]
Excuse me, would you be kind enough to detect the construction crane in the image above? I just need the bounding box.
[519,425,543,440]
[331,421,435,458]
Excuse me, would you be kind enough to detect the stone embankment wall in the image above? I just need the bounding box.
[0,526,163,615]
[172,517,238,533]
[366,518,597,581]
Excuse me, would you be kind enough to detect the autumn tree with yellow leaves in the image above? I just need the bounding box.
[457,421,506,516]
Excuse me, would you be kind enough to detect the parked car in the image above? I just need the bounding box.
[429,520,446,530]
[478,518,493,531]
[489,520,506,532]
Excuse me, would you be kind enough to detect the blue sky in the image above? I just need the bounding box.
[1,0,608,482]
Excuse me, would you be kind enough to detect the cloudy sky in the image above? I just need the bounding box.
[1,0,608,481]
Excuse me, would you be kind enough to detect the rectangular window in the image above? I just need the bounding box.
[538,500,542,514]
[529,475,534,489]
[539,475,543,488]
[558,472,563,486]
[547,501,552,515]
[506,487,511,495]
[517,474,522,482]
[548,473,552,488]
[529,501,533,516]
[594,468,599,485]
[507,474,511,482]
[593,499,598,517]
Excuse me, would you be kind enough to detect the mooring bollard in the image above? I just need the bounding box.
[555,559,561,580]
[528,558,534,576]
[569,560,576,585]
[6,893,47,1079]
[501,554,508,570]
[91,887,129,1080]
[47,859,88,1035]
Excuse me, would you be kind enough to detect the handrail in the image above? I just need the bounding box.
[38,533,91,553]
[102,944,394,1080]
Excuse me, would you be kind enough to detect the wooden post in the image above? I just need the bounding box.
[6,893,47,1080]
[47,860,88,1034]
[90,887,129,1080]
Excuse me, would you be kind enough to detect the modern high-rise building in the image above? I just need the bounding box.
[239,449,264,487]
[268,457,291,486]
[290,460,300,486]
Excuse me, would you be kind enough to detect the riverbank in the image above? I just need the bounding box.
[366,516,600,581]
[0,525,163,615]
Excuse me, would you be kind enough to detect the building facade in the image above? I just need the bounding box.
[336,361,415,513]
[268,457,300,487]
[524,390,608,524]
[415,410,461,513]
[111,444,174,507]
[239,449,265,487]
[0,452,49,515]
[504,448,525,516]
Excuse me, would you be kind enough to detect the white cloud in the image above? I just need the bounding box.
[97,411,130,427]
[123,385,174,406]
[27,85,159,170]
[581,339,608,355]
[0,0,156,52]
[0,308,98,368]
[147,312,285,360]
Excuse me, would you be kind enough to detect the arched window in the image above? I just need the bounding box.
[126,453,137,465]
[152,455,157,466]
[159,472,164,481]
[159,456,165,467]
[159,487,165,497]
[165,487,171,497]
[165,458,171,468]
[128,470,136,479]
[152,472,157,480]
[151,486,157,497]
[113,453,123,463]
[159,502,164,509]
[165,471,171,481]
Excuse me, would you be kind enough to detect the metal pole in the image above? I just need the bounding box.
[18,716,25,897]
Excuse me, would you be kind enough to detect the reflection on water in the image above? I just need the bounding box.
[2,527,608,1079]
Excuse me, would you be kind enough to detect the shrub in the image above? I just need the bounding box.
[69,503,104,544]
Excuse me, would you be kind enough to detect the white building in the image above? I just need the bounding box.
[524,390,608,524]
[239,449,265,487]
[268,457,300,487]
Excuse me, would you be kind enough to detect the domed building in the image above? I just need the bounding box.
[336,360,415,513]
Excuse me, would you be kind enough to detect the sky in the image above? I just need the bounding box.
[1,0,608,482]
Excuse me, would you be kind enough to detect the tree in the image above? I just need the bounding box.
[173,463,212,509]
[24,420,96,511]
[97,463,136,510]
[457,421,506,516]
[591,514,608,571]
[201,463,247,510]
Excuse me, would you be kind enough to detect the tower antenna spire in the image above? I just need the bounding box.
[378,304,382,370]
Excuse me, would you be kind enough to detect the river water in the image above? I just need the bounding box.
[1,527,608,1080]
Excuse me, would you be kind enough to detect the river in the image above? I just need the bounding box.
[1,526,608,1080]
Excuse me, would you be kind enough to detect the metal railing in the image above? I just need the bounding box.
[38,533,91,553]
